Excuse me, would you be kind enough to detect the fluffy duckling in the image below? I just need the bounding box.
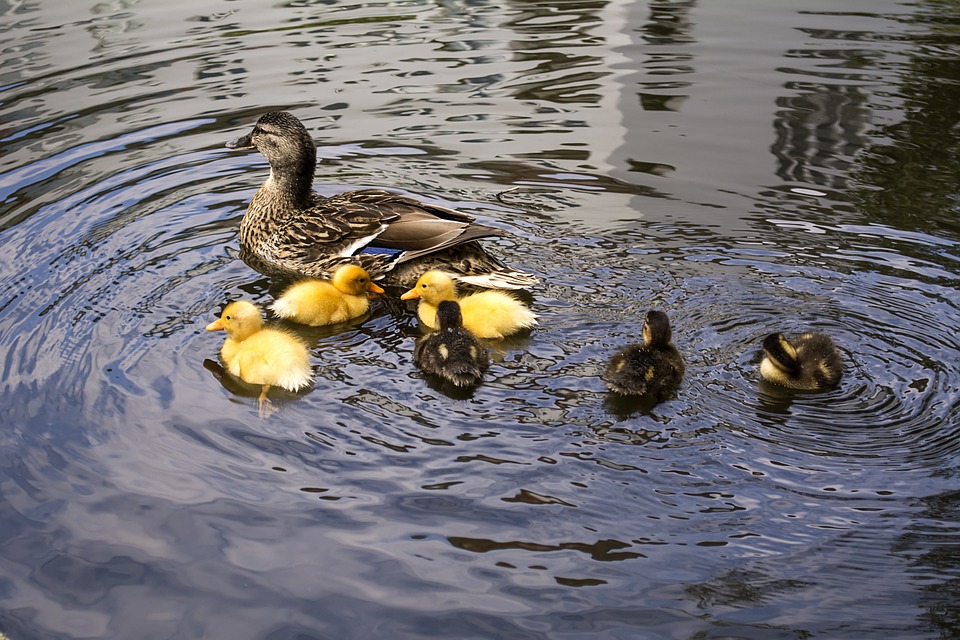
[602,310,684,401]
[206,300,312,416]
[400,270,537,339]
[760,331,842,391]
[271,264,384,326]
[414,300,490,387]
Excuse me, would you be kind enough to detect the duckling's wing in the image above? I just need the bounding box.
[603,345,654,395]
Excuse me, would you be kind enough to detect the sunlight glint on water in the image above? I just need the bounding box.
[0,0,958,638]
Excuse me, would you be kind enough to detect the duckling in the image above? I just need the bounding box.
[225,111,537,289]
[206,300,312,416]
[400,270,537,339]
[414,300,490,387]
[271,264,384,326]
[602,310,684,401]
[760,331,842,391]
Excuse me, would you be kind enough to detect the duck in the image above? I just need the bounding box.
[414,300,490,387]
[760,331,842,391]
[271,264,384,326]
[205,300,312,416]
[602,310,684,401]
[225,111,538,290]
[400,270,537,339]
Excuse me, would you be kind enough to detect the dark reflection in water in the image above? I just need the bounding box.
[0,0,959,638]
[898,490,960,637]
[851,10,960,236]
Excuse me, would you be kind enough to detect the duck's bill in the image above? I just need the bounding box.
[226,133,254,149]
[205,319,225,331]
[400,289,420,300]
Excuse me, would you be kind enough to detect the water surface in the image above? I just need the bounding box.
[1,0,959,638]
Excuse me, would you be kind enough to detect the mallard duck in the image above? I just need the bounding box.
[206,300,312,415]
[400,270,537,339]
[271,264,384,326]
[602,310,684,400]
[414,300,490,387]
[760,331,842,391]
[225,111,538,289]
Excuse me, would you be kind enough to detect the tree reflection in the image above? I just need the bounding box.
[892,489,960,637]
[850,2,960,237]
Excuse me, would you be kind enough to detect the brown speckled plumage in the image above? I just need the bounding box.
[413,300,490,387]
[227,111,538,289]
[602,310,684,402]
[760,331,842,391]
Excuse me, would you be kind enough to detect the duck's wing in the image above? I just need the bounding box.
[288,191,402,259]
[240,243,394,282]
[321,190,506,259]
[256,189,535,288]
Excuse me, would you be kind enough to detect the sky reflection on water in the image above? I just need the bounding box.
[1,0,959,638]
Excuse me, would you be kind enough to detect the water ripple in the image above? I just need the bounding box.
[1,1,959,638]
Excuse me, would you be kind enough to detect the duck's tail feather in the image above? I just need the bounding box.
[390,224,506,263]
[455,271,540,290]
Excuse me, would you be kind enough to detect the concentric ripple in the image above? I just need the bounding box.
[653,260,960,471]
[1,0,959,639]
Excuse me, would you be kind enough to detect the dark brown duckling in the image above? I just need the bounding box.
[602,310,684,402]
[760,331,842,391]
[413,300,490,387]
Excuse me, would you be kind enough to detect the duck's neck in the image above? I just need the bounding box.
[264,149,316,207]
[239,156,317,247]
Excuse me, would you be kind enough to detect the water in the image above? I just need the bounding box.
[1,0,959,638]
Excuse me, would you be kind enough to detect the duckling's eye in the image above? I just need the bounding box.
[225,315,232,320]
[420,283,427,288]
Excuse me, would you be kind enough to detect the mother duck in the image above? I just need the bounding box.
[226,111,538,289]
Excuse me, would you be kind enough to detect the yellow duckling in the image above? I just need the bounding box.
[271,264,385,326]
[414,300,490,387]
[206,300,312,415]
[760,331,843,391]
[602,310,684,401]
[400,270,537,339]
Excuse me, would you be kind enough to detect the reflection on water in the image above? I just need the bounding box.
[1,0,959,637]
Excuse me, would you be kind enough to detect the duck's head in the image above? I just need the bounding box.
[435,300,464,331]
[761,333,800,374]
[332,264,385,296]
[643,310,673,346]
[206,300,263,341]
[400,270,457,304]
[226,111,317,178]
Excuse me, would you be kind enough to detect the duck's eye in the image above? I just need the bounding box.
[420,283,427,288]
[225,315,231,320]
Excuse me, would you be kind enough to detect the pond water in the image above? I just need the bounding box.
[1,0,959,638]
